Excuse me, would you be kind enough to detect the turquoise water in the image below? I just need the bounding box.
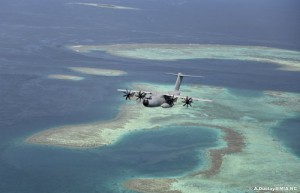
[0,126,220,193]
[273,117,300,156]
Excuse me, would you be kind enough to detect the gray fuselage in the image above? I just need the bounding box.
[142,90,180,108]
[142,73,184,108]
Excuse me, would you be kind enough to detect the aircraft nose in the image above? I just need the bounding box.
[143,99,149,106]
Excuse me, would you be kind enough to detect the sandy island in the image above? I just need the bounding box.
[26,83,300,193]
[67,3,140,10]
[68,44,300,72]
[47,74,84,81]
[47,67,126,81]
[68,67,127,76]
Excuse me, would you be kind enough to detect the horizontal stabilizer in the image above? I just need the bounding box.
[165,72,204,78]
[165,72,204,91]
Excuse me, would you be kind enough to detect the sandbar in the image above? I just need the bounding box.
[47,74,84,81]
[67,3,139,10]
[124,179,180,193]
[26,83,300,192]
[68,44,300,71]
[68,67,127,76]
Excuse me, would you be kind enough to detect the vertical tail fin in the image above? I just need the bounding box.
[165,72,204,91]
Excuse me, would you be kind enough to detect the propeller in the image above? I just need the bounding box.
[135,90,146,102]
[123,90,134,100]
[182,96,193,108]
[166,95,176,106]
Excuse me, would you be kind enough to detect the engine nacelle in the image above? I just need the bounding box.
[161,103,172,108]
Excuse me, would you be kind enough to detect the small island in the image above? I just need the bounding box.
[68,67,127,76]
[47,74,84,81]
[67,3,139,10]
[68,44,300,72]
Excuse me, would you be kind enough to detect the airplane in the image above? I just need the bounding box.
[117,72,212,108]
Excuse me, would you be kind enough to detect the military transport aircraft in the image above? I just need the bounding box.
[117,72,212,108]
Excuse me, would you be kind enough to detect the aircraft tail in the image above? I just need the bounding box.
[165,72,203,91]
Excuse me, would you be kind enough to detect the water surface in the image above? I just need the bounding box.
[1,126,220,193]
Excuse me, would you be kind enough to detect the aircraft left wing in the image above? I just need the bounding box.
[117,89,152,100]
[117,89,152,94]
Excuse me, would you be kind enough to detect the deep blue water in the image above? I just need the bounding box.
[0,0,299,192]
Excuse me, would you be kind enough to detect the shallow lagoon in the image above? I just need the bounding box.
[273,117,300,156]
[1,126,220,193]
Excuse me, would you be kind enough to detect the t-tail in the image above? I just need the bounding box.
[165,72,204,91]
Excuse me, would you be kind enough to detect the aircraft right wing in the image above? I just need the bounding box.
[183,97,213,102]
[163,94,212,108]
[178,95,212,107]
[163,94,213,102]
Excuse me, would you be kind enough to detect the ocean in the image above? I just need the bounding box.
[0,0,299,192]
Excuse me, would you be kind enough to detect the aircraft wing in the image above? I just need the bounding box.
[164,94,213,102]
[185,97,213,102]
[117,89,152,94]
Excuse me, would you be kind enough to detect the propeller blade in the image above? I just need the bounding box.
[135,90,146,101]
[122,90,134,100]
[182,96,193,108]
